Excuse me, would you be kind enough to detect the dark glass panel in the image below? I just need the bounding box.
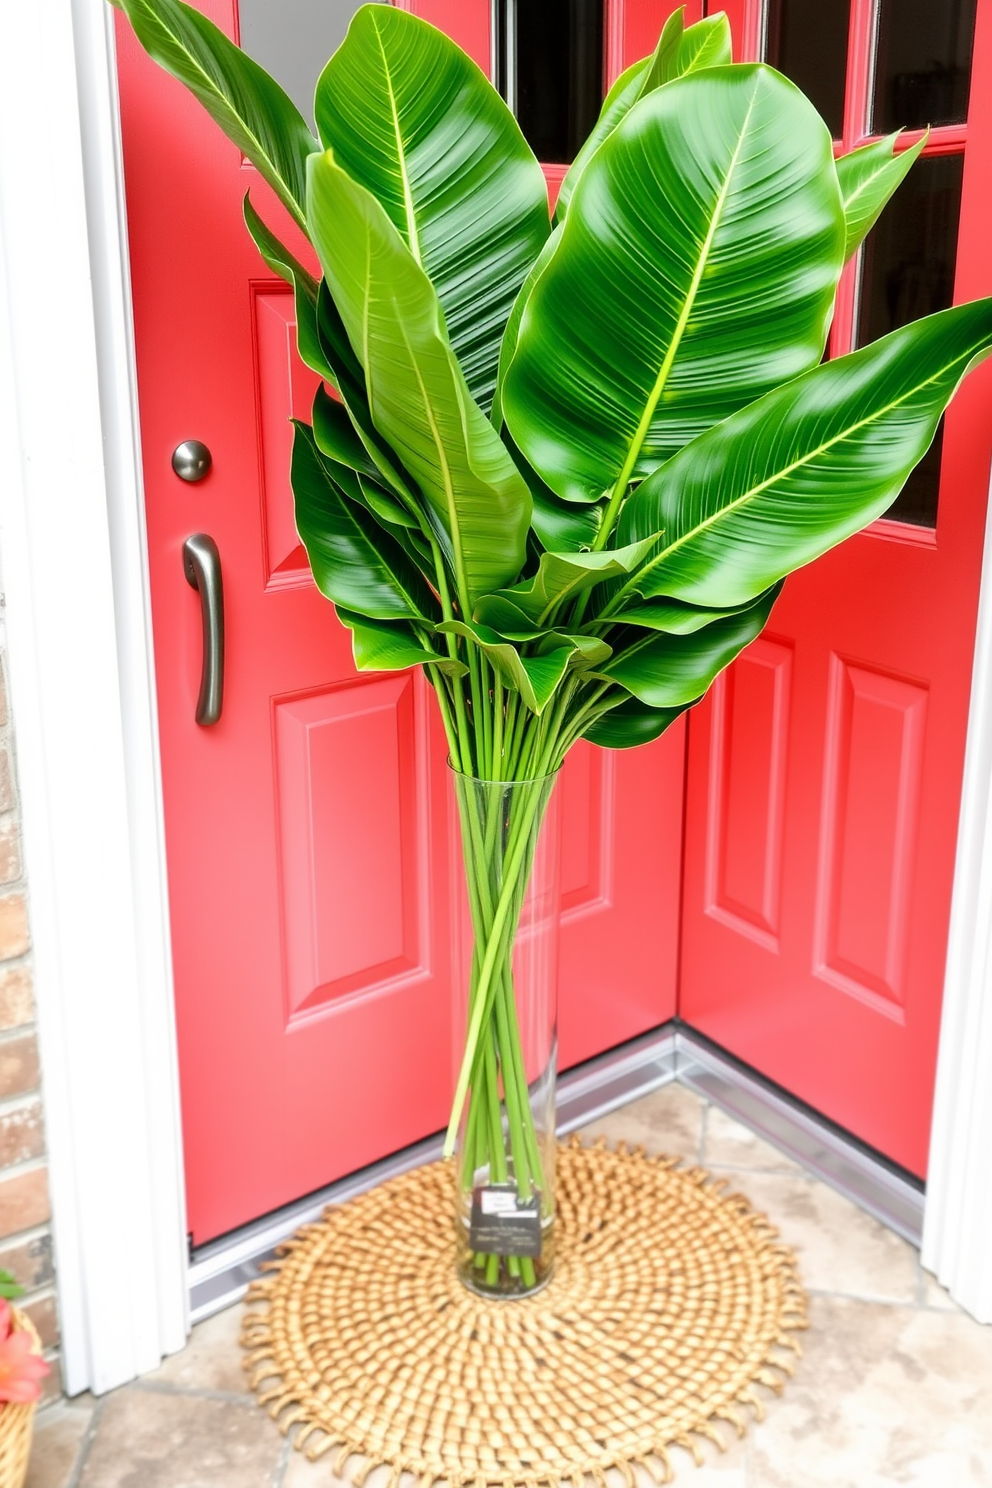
[511,0,604,164]
[766,0,850,139]
[857,153,964,526]
[873,0,977,132]
[238,0,375,129]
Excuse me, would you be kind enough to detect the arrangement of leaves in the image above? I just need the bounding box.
[113,0,992,1291]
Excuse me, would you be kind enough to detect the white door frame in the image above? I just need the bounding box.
[0,0,187,1392]
[0,2,988,1396]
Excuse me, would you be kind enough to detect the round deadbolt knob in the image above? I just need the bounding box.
[171,439,213,483]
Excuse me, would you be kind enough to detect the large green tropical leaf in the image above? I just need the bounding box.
[291,422,437,621]
[243,197,333,382]
[246,215,426,537]
[608,594,768,634]
[474,540,658,631]
[530,490,603,554]
[310,386,424,531]
[314,5,549,412]
[504,65,845,504]
[306,150,531,610]
[584,694,691,749]
[495,13,731,425]
[436,622,578,714]
[594,587,780,706]
[492,227,563,431]
[619,298,992,608]
[555,8,732,222]
[309,284,429,516]
[111,0,317,229]
[836,132,926,261]
[336,609,466,677]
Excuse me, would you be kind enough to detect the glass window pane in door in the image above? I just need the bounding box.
[510,0,604,164]
[857,153,964,526]
[239,0,377,129]
[872,0,977,132]
[766,0,850,139]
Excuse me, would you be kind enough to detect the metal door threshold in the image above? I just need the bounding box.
[188,1023,923,1323]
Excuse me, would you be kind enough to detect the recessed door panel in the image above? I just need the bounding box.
[274,677,426,1017]
[705,638,792,950]
[680,0,992,1176]
[254,287,316,583]
[117,0,686,1242]
[814,660,928,1016]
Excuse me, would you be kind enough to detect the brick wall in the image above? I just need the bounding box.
[0,640,61,1403]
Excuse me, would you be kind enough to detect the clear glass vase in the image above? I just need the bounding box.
[448,765,561,1298]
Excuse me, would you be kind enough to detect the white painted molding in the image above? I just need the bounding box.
[0,0,188,1392]
[922,471,992,1325]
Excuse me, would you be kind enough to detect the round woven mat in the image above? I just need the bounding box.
[242,1137,807,1485]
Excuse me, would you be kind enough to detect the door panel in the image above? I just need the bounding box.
[117,0,684,1243]
[705,637,793,951]
[681,0,992,1176]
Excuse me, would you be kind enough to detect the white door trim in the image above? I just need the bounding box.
[921,469,992,1324]
[1,1,990,1397]
[0,0,187,1392]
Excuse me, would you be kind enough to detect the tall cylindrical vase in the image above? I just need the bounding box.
[448,765,561,1298]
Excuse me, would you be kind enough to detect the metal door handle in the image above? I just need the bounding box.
[183,534,224,726]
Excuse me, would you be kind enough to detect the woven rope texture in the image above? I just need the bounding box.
[242,1137,807,1485]
[0,1309,41,1488]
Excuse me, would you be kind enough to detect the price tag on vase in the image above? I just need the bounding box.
[469,1184,542,1257]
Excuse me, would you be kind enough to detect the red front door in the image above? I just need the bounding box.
[116,0,687,1244]
[680,0,992,1176]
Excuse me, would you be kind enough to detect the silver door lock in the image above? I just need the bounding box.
[172,440,212,482]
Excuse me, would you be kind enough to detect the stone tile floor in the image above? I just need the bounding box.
[25,1085,992,1488]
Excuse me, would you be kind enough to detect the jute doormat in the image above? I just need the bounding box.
[241,1136,807,1485]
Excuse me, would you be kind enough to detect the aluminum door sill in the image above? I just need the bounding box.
[675,1030,925,1246]
[187,1024,924,1324]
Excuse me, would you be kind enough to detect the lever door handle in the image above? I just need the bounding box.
[183,534,224,726]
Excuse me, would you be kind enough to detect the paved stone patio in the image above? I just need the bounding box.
[25,1084,992,1488]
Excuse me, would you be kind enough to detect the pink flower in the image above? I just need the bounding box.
[0,1310,49,1404]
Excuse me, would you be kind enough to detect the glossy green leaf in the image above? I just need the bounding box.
[311,384,375,473]
[311,386,420,530]
[530,490,603,554]
[112,0,317,229]
[468,594,544,641]
[310,286,426,514]
[619,298,992,608]
[594,587,780,706]
[501,428,603,553]
[584,694,691,749]
[646,9,732,86]
[500,11,732,423]
[475,539,658,630]
[336,609,466,677]
[492,227,563,431]
[504,65,845,503]
[555,8,732,221]
[550,633,613,671]
[315,5,550,412]
[307,150,531,610]
[608,595,760,634]
[243,198,332,382]
[836,132,926,261]
[437,622,576,714]
[291,422,436,621]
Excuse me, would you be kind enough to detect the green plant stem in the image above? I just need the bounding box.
[438,640,584,1288]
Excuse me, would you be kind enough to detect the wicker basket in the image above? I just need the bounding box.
[0,1309,42,1488]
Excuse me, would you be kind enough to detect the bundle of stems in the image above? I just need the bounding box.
[434,636,598,1287]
